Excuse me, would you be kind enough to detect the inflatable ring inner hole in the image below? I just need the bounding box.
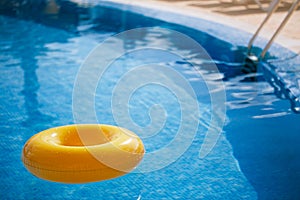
[42,126,120,147]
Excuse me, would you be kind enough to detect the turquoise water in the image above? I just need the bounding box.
[1,1,300,199]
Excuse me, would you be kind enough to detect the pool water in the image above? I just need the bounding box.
[1,1,300,199]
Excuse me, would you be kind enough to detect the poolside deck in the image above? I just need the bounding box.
[117,0,300,53]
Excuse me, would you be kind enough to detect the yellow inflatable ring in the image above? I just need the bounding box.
[22,124,145,183]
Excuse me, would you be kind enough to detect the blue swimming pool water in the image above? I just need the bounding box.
[1,1,300,199]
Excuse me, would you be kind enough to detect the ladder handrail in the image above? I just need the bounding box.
[247,0,282,54]
[260,0,300,58]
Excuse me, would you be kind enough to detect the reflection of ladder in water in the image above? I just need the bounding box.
[244,0,300,73]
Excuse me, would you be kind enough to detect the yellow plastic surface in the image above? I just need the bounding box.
[22,124,145,183]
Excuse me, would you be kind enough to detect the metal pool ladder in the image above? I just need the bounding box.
[244,0,300,73]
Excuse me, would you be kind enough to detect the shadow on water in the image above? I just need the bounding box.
[225,100,300,199]
[0,0,78,132]
[19,44,55,131]
[0,0,80,32]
